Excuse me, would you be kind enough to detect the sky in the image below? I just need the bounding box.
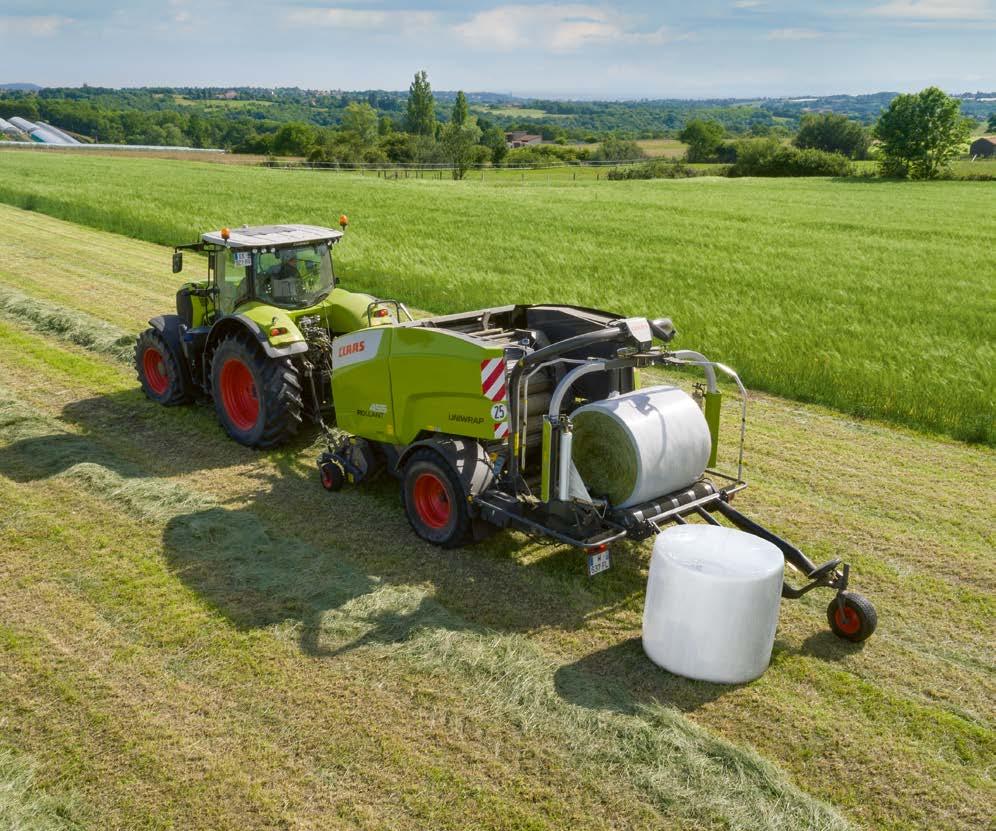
[0,1,994,98]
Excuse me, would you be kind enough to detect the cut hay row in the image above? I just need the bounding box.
[0,747,79,831]
[0,378,851,831]
[0,221,991,830]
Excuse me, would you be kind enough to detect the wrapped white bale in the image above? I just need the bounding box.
[643,525,784,683]
[571,385,711,508]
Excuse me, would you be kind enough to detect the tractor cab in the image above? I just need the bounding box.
[138,219,413,449]
[177,224,345,318]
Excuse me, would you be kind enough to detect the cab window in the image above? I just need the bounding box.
[218,251,250,315]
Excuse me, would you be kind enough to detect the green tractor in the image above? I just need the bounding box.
[135,221,410,448]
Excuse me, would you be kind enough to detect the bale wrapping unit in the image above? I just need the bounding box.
[319,304,877,643]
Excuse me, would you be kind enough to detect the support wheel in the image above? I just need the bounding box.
[135,328,192,406]
[319,459,345,491]
[210,333,303,448]
[402,448,472,548]
[827,592,877,642]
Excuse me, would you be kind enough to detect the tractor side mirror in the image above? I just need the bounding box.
[172,252,183,274]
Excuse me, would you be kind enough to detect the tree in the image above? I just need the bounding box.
[271,122,317,156]
[678,119,725,162]
[481,124,508,165]
[593,135,646,162]
[988,112,996,132]
[441,119,482,179]
[874,87,972,179]
[405,70,436,136]
[451,91,468,126]
[794,113,869,159]
[341,101,378,145]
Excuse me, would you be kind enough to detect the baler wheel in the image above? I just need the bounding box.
[320,459,346,491]
[827,592,877,643]
[210,333,303,448]
[135,328,192,406]
[402,448,472,548]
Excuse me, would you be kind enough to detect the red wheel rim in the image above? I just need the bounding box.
[413,472,451,529]
[834,605,862,636]
[219,358,259,431]
[142,347,169,395]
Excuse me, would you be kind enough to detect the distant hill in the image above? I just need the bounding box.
[1,83,42,91]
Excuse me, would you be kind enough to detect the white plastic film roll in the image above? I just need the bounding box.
[571,385,711,508]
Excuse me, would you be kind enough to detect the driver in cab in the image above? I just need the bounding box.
[275,250,301,280]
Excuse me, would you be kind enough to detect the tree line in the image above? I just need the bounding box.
[675,87,978,180]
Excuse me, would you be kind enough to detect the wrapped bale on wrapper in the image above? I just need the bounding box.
[571,385,713,508]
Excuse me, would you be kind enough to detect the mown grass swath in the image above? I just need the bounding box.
[0,151,991,444]
[0,208,992,830]
[0,371,852,831]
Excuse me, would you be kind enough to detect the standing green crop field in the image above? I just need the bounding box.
[0,150,992,446]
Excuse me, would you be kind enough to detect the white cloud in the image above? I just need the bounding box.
[453,4,672,53]
[0,15,73,36]
[767,27,823,40]
[867,1,991,19]
[733,1,764,8]
[284,8,437,30]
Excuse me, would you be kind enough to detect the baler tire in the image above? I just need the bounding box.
[827,592,877,643]
[320,459,346,491]
[210,333,303,449]
[135,328,192,406]
[402,448,472,548]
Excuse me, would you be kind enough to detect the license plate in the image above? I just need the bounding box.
[587,549,611,576]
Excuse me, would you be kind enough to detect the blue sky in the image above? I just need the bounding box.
[1,1,993,97]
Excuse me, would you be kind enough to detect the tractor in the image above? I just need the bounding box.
[138,223,877,642]
[135,221,410,448]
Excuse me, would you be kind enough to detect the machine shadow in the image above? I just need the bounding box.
[59,390,320,478]
[158,453,652,660]
[553,637,736,715]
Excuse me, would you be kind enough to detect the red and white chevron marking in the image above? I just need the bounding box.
[493,421,509,439]
[480,357,506,403]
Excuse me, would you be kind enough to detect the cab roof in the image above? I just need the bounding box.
[201,224,344,250]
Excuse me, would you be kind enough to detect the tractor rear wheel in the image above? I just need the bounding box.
[402,448,472,548]
[135,328,192,406]
[210,333,303,448]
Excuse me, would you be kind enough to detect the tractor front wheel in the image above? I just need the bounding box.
[402,448,472,548]
[210,334,303,448]
[135,328,192,406]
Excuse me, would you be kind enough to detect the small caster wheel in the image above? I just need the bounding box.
[827,591,877,642]
[319,459,345,492]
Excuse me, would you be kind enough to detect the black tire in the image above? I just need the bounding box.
[319,458,345,491]
[827,592,878,642]
[210,332,303,448]
[135,327,192,406]
[402,448,472,548]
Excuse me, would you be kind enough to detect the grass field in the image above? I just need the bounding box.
[635,138,688,158]
[0,203,994,830]
[0,151,992,445]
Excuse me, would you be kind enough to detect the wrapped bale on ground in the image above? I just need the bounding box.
[571,385,712,508]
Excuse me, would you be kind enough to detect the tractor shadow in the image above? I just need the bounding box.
[160,467,477,659]
[155,447,653,661]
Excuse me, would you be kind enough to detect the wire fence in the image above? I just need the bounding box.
[260,158,650,179]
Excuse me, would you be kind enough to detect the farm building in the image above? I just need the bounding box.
[970,136,996,157]
[506,131,543,148]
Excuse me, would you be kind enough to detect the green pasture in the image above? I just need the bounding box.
[0,151,992,444]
